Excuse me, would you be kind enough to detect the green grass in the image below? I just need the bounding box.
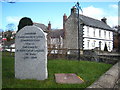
[2,52,112,88]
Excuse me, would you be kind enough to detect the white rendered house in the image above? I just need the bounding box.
[83,25,113,52]
[64,7,114,52]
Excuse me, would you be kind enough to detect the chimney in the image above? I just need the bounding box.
[71,6,77,14]
[48,21,51,30]
[63,13,67,30]
[101,17,107,24]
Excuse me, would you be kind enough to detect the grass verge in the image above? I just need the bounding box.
[2,52,112,88]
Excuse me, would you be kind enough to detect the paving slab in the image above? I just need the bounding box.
[55,73,84,84]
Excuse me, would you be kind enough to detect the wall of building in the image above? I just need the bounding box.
[64,14,78,49]
[48,37,63,48]
[83,25,113,52]
[64,17,113,52]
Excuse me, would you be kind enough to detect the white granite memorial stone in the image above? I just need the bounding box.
[15,26,48,80]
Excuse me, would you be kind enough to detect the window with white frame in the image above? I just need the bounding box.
[87,26,89,36]
[109,32,110,39]
[93,40,96,48]
[93,28,95,37]
[87,40,90,49]
[99,29,101,37]
[104,31,106,38]
[108,42,111,50]
[99,41,102,50]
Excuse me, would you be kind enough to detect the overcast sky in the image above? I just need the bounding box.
[0,1,119,31]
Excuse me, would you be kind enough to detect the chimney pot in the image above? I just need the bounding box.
[63,13,67,30]
[101,17,107,24]
[48,21,51,30]
[71,6,77,14]
[63,13,67,22]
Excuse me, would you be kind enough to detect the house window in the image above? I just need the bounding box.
[108,42,111,50]
[109,32,111,39]
[104,31,106,38]
[87,40,90,49]
[93,28,95,37]
[99,41,102,50]
[87,26,89,36]
[93,40,96,48]
[99,29,101,37]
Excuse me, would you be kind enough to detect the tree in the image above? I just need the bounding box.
[0,29,3,40]
[113,25,120,52]
[104,43,108,52]
[17,17,33,32]
[4,30,12,41]
[113,25,120,33]
[0,0,16,3]
[6,23,15,31]
[4,23,15,41]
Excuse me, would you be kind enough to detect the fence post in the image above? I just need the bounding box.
[10,47,12,56]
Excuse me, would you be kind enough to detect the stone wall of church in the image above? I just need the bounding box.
[63,14,78,49]
[63,14,83,51]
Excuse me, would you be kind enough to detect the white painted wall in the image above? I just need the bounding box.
[50,36,63,48]
[83,26,113,52]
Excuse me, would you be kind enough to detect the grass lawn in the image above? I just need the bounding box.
[2,52,112,88]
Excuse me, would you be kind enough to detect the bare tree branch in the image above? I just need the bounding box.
[0,0,16,3]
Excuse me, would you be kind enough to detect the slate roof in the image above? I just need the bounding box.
[34,23,48,31]
[34,23,65,38]
[79,14,114,31]
[47,29,64,38]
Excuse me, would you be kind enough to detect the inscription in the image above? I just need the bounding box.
[24,32,36,35]
[25,43,34,45]
[17,36,43,38]
[17,32,45,60]
[22,46,37,49]
[16,49,44,52]
[21,39,40,42]
[15,26,48,80]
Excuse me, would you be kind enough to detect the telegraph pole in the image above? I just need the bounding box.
[75,2,83,61]
[75,2,80,61]
[77,2,80,61]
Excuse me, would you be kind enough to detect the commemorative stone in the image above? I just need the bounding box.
[15,26,48,80]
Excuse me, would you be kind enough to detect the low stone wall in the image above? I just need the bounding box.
[86,61,120,88]
[83,50,119,64]
[48,54,119,65]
